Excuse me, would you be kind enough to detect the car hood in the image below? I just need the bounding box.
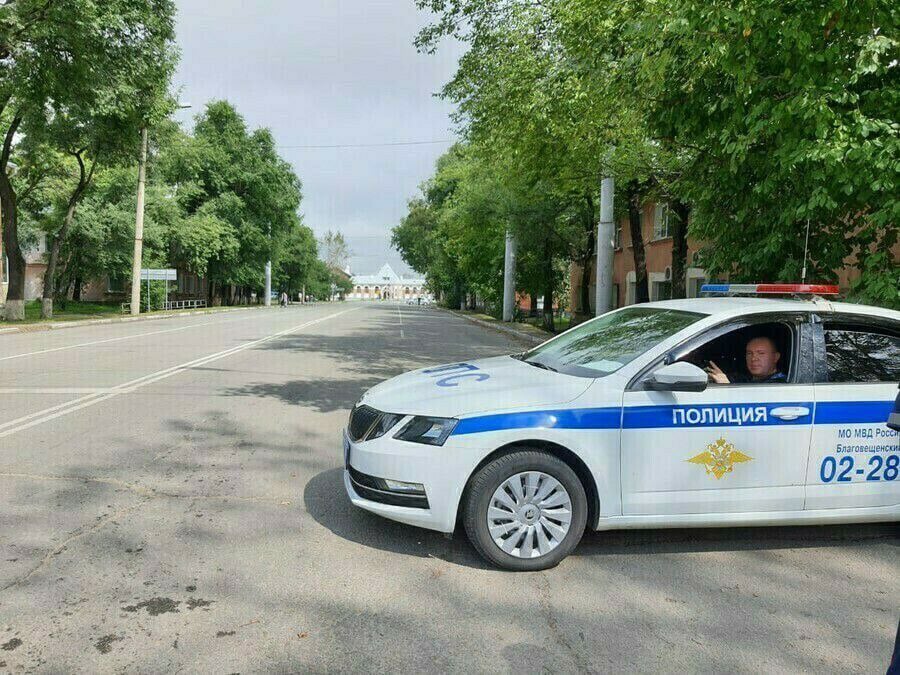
[358,355,594,418]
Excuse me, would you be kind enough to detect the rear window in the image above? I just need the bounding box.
[823,322,900,383]
[518,307,706,378]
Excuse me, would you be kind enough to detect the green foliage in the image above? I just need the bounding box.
[159,101,306,297]
[273,224,318,295]
[411,0,898,310]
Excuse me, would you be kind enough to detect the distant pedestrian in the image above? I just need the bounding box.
[280,291,288,307]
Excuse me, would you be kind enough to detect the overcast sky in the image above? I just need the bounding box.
[173,0,461,275]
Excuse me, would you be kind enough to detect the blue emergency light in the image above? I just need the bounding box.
[700,283,840,296]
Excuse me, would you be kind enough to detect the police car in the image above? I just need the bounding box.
[343,284,900,570]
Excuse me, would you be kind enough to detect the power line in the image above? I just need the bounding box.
[276,139,454,150]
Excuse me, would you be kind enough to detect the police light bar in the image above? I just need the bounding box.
[701,283,840,296]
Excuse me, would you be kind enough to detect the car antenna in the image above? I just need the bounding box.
[801,218,811,284]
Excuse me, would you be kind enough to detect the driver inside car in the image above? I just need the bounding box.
[705,335,787,384]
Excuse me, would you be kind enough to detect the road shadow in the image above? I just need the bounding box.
[223,306,520,414]
[303,468,493,569]
[305,467,899,569]
[223,376,385,413]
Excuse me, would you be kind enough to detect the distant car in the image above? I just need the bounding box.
[343,285,900,570]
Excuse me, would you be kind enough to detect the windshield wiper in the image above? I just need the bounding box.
[524,360,559,373]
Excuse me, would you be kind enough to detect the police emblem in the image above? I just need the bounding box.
[687,438,752,479]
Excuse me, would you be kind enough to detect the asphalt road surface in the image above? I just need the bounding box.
[0,303,897,673]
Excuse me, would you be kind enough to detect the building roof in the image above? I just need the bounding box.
[351,263,425,286]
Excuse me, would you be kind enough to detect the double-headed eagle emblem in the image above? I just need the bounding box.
[687,438,752,479]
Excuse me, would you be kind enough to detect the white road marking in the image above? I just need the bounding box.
[0,313,264,363]
[0,308,357,440]
[0,388,116,394]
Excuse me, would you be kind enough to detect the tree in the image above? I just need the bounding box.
[273,222,317,297]
[560,0,898,306]
[319,230,351,272]
[0,0,178,319]
[163,101,303,305]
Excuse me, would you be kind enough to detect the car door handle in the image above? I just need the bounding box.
[770,406,811,421]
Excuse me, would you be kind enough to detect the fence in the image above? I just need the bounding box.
[121,298,208,313]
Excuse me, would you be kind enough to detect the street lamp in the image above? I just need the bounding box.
[129,102,192,315]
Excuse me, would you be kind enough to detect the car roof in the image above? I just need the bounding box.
[641,297,900,321]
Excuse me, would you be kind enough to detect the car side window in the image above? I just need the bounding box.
[822,323,900,383]
[680,321,795,385]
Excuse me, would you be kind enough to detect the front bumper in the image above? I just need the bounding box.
[342,428,486,533]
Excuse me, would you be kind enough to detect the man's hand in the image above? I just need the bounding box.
[705,360,730,384]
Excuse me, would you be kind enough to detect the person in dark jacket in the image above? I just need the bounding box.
[706,336,787,384]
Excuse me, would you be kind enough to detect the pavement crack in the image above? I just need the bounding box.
[0,472,159,496]
[0,499,149,593]
[0,472,291,504]
[536,572,594,675]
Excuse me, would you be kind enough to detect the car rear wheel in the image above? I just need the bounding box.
[463,449,588,571]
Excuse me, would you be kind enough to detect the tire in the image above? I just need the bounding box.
[463,449,588,571]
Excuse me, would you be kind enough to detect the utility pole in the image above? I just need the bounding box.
[502,229,517,322]
[594,175,615,316]
[130,104,190,316]
[129,127,149,316]
[264,223,272,306]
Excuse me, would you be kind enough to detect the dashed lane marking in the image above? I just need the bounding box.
[0,308,358,440]
[0,312,269,363]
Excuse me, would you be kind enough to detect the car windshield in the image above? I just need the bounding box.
[518,307,706,378]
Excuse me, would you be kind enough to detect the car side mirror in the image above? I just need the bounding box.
[647,362,708,392]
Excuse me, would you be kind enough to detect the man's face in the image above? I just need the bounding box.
[746,338,780,378]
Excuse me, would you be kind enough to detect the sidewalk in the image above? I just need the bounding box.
[446,309,552,346]
[0,305,272,336]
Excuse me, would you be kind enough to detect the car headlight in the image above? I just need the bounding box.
[394,416,458,446]
[365,413,404,441]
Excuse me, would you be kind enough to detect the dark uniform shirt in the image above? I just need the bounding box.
[731,371,787,384]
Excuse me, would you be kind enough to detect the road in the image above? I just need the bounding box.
[0,303,897,673]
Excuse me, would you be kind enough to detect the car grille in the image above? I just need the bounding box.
[348,405,381,441]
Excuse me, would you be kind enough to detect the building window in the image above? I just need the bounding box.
[652,280,672,301]
[614,224,622,250]
[653,203,671,240]
[107,275,126,293]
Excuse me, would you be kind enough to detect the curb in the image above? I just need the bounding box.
[0,305,272,336]
[445,309,549,346]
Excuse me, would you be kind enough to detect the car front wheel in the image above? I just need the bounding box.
[463,449,588,571]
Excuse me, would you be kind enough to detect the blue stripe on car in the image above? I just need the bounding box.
[451,400,892,435]
[814,400,894,424]
[453,408,620,435]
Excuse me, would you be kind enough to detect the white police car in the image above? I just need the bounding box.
[343,285,900,570]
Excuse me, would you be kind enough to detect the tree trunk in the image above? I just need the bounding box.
[671,201,690,300]
[40,202,75,319]
[529,292,538,317]
[0,175,25,320]
[73,276,83,301]
[576,193,596,322]
[627,182,650,304]
[40,153,94,318]
[542,239,555,333]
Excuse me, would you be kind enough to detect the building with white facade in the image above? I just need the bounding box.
[350,264,429,301]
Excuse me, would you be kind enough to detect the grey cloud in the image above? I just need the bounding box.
[173,0,461,274]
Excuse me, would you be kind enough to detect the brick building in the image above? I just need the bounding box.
[570,201,708,314]
[570,200,894,313]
